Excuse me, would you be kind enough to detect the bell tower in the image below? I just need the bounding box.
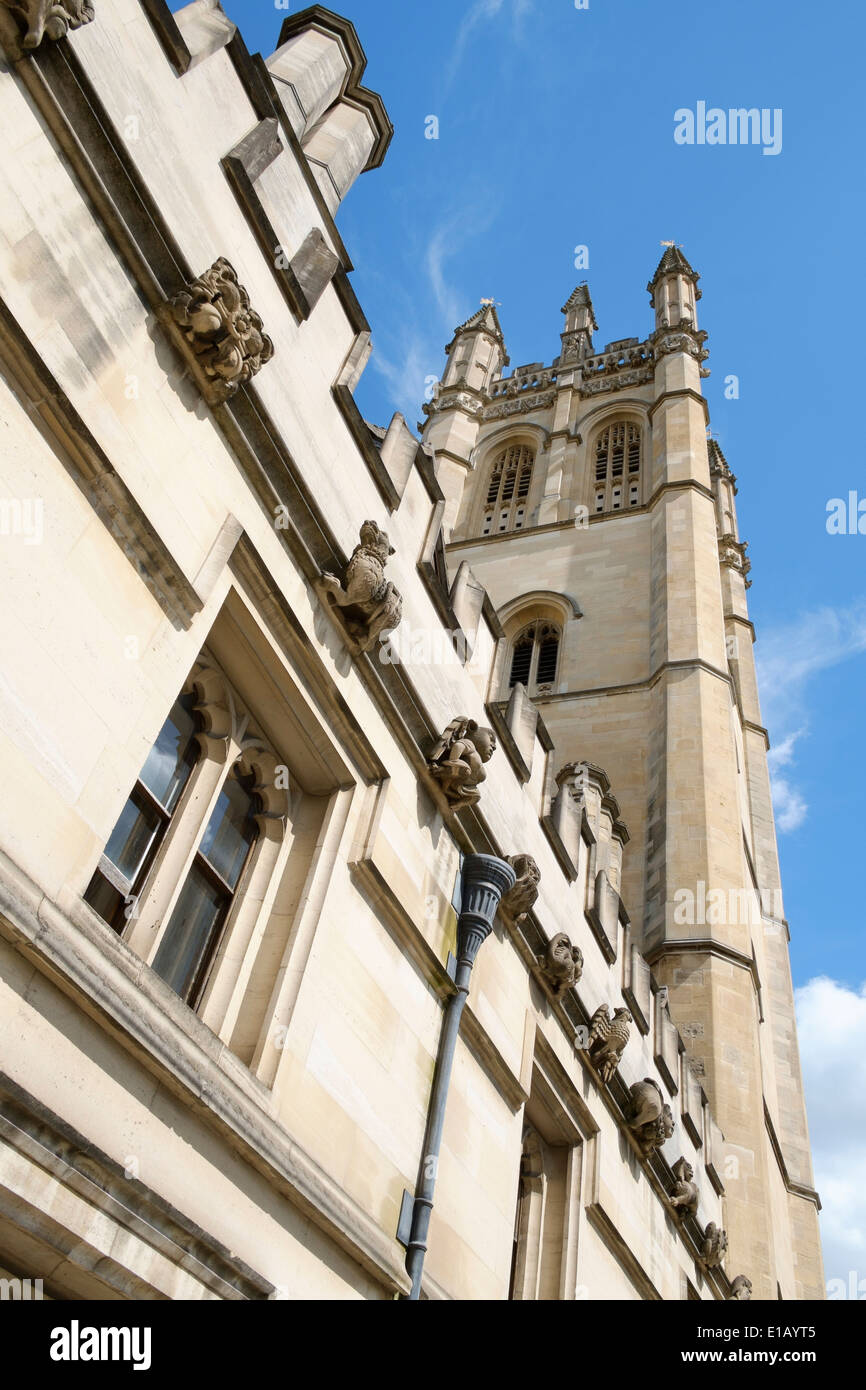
[429,249,825,1300]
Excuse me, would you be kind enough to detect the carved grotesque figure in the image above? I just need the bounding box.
[728,1275,752,1301]
[626,1078,675,1158]
[321,521,403,653]
[537,932,583,999]
[703,1222,728,1270]
[2,0,94,48]
[427,719,497,808]
[586,1004,632,1084]
[501,854,540,924]
[669,1156,699,1219]
[166,258,274,402]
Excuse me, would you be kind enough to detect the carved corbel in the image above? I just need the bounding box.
[319,520,403,655]
[427,718,497,808]
[0,1,94,52]
[158,258,274,405]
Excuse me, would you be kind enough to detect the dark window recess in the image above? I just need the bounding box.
[536,632,559,684]
[509,637,533,688]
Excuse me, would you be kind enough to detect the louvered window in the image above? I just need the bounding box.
[593,423,642,513]
[508,621,561,692]
[481,445,535,535]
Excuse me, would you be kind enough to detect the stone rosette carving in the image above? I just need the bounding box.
[669,1156,699,1219]
[626,1077,674,1158]
[702,1222,728,1270]
[585,1004,632,1084]
[320,521,402,654]
[1,0,93,48]
[427,719,497,808]
[501,854,540,924]
[537,932,583,999]
[160,257,274,404]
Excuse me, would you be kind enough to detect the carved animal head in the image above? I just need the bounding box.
[613,1007,633,1025]
[358,520,394,560]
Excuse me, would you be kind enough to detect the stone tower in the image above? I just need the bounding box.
[423,249,824,1299]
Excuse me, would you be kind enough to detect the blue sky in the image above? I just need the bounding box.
[214,0,866,1278]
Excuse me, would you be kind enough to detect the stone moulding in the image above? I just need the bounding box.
[0,0,93,52]
[158,257,274,405]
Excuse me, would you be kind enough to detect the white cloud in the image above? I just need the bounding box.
[444,0,533,89]
[369,200,502,421]
[756,602,866,832]
[771,777,808,833]
[795,976,866,1295]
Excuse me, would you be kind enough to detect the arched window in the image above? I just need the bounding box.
[482,444,535,535]
[593,422,642,514]
[508,620,561,693]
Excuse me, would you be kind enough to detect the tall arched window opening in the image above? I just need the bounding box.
[508,620,561,693]
[593,422,642,514]
[482,444,535,535]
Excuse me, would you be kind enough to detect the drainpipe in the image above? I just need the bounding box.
[403,853,516,1301]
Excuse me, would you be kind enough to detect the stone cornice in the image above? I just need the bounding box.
[648,387,710,421]
[764,1102,821,1211]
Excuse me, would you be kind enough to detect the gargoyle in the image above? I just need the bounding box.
[703,1222,728,1270]
[626,1077,674,1158]
[320,521,403,653]
[501,854,540,924]
[427,719,497,808]
[586,1004,632,1084]
[728,1274,752,1301]
[537,932,583,998]
[669,1156,699,1219]
[2,0,94,48]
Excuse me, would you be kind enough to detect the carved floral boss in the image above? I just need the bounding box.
[1,1,93,49]
[160,258,274,405]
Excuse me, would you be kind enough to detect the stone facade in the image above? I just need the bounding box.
[0,1,820,1301]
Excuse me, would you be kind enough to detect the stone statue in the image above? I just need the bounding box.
[586,1004,632,1084]
[626,1078,674,1158]
[321,521,403,653]
[703,1222,728,1270]
[166,257,274,402]
[427,719,497,808]
[728,1274,752,1301]
[537,931,583,998]
[501,854,540,923]
[2,0,93,48]
[669,1156,699,1219]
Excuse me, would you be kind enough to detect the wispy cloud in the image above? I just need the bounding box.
[369,197,503,421]
[443,0,534,90]
[795,976,866,1293]
[756,601,866,832]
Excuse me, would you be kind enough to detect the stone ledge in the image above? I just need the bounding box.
[0,850,412,1298]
